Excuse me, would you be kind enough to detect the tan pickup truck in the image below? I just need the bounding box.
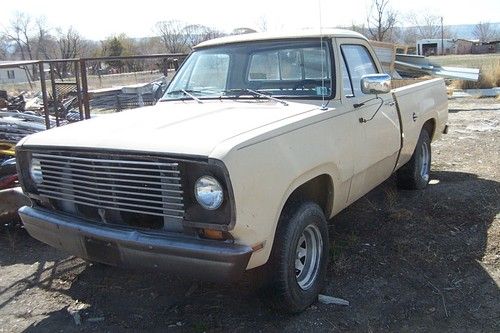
[16,29,448,312]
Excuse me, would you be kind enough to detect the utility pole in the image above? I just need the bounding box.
[441,17,444,55]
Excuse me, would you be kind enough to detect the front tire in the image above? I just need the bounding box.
[268,202,329,313]
[397,129,431,190]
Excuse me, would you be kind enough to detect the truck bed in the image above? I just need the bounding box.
[391,78,449,169]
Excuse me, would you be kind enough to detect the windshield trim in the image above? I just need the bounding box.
[163,38,337,101]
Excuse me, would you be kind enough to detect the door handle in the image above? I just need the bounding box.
[384,101,395,106]
[412,113,418,122]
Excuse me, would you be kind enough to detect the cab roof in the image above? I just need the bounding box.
[194,28,367,49]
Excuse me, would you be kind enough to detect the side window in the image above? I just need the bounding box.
[341,44,377,96]
[341,55,353,97]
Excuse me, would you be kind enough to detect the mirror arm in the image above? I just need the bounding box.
[353,95,378,109]
[358,95,384,123]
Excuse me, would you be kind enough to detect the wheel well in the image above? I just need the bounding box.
[423,119,436,140]
[281,174,333,220]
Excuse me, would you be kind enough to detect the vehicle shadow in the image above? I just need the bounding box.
[0,225,88,320]
[6,171,499,332]
[325,170,500,331]
[0,226,52,266]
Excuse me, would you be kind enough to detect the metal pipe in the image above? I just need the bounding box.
[441,17,444,56]
[49,63,59,127]
[43,53,187,63]
[79,60,91,119]
[74,61,84,121]
[38,62,51,130]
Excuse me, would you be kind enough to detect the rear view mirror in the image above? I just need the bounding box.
[360,74,391,95]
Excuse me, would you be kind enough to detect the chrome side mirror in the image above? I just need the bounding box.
[360,74,391,95]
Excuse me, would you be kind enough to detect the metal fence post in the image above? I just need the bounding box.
[38,61,51,130]
[49,63,59,127]
[74,60,85,121]
[80,59,91,119]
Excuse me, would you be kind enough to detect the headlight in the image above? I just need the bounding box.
[30,157,43,184]
[194,176,223,210]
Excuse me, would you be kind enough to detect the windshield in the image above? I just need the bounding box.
[162,40,333,100]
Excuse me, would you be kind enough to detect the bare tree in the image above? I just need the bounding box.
[3,12,38,78]
[399,26,419,45]
[154,20,190,53]
[4,12,33,61]
[399,13,456,47]
[0,34,9,60]
[54,27,83,76]
[349,23,368,37]
[34,17,55,59]
[367,0,397,42]
[3,13,58,63]
[406,13,453,42]
[415,14,441,39]
[473,22,498,42]
[57,27,83,59]
[183,24,224,48]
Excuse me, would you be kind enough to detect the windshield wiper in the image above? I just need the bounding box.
[223,89,288,106]
[164,89,203,104]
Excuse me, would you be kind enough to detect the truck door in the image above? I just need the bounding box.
[338,39,401,203]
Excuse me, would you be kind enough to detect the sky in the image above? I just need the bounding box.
[0,0,499,40]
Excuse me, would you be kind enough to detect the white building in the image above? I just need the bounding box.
[0,62,31,84]
[416,39,474,56]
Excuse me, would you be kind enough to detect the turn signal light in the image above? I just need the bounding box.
[202,229,225,240]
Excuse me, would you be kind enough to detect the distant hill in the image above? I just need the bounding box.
[448,23,500,40]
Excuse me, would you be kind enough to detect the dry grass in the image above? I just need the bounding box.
[457,62,500,89]
[429,54,500,89]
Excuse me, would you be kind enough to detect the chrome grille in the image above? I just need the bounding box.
[33,151,184,219]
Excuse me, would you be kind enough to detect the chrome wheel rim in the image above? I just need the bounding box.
[420,142,430,182]
[295,224,323,290]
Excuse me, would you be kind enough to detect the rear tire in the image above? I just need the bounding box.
[397,129,431,190]
[267,202,329,313]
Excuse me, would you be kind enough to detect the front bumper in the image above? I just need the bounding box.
[19,206,252,281]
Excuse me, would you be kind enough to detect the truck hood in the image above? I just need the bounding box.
[22,100,315,157]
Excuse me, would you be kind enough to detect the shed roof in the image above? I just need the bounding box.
[0,60,41,69]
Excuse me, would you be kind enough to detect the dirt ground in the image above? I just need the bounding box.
[1,97,499,332]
